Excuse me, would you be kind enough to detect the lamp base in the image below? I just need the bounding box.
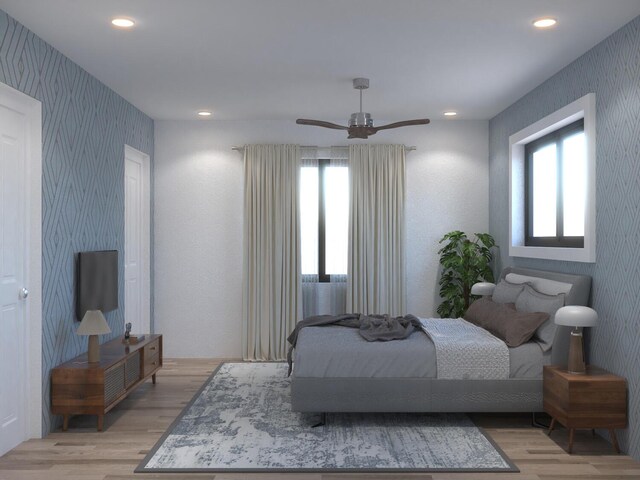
[567,329,586,374]
[87,335,100,363]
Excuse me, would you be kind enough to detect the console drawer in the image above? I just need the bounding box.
[144,353,160,377]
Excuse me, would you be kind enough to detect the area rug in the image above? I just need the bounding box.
[137,362,517,473]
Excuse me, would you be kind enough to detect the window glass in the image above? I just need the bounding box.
[532,143,557,237]
[562,132,586,237]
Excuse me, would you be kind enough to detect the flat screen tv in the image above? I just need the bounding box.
[76,250,118,320]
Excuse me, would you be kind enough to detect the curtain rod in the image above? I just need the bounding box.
[232,145,417,152]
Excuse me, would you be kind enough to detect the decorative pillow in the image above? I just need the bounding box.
[491,279,526,304]
[505,273,572,296]
[515,284,565,352]
[464,298,550,347]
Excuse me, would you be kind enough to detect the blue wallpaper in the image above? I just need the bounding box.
[489,16,640,458]
[0,11,154,435]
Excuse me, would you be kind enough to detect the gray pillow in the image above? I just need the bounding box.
[464,298,550,347]
[515,284,565,352]
[492,279,526,304]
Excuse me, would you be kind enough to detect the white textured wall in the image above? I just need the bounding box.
[154,119,488,357]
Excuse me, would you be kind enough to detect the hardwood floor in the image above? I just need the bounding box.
[1,358,638,480]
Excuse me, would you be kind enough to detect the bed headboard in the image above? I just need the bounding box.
[499,266,592,367]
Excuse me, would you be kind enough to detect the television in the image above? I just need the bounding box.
[76,250,118,320]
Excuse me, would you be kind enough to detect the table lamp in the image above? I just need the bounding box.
[554,305,598,374]
[77,310,111,363]
[471,282,495,299]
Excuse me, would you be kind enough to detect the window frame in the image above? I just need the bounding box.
[508,92,596,263]
[524,118,585,248]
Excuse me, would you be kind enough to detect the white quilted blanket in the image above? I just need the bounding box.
[419,318,509,380]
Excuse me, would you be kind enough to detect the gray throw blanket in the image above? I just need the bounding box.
[286,313,420,376]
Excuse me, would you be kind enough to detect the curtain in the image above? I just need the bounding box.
[300,146,348,318]
[347,144,406,316]
[242,144,302,360]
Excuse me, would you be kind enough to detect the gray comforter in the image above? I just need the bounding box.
[286,313,421,375]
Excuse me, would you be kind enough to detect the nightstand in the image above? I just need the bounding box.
[543,365,627,454]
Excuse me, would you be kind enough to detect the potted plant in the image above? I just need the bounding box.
[437,230,496,318]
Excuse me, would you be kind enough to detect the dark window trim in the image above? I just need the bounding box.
[524,119,585,248]
[318,159,329,282]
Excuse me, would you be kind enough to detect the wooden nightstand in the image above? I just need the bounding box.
[543,365,627,454]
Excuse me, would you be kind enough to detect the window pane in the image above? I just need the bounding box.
[563,132,586,237]
[532,143,557,237]
[324,166,348,275]
[300,167,318,274]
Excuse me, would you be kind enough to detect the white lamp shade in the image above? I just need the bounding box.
[471,282,496,296]
[554,305,598,327]
[77,310,112,335]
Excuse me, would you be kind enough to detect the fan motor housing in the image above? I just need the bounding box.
[349,112,374,128]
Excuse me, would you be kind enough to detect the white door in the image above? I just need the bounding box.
[0,96,28,455]
[124,146,150,334]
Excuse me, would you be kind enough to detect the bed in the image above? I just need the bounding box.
[290,267,591,414]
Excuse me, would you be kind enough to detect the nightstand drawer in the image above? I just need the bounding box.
[544,365,627,429]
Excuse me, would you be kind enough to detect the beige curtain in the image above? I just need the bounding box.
[242,145,302,360]
[347,144,406,316]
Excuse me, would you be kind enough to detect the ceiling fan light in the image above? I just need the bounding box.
[444,111,457,116]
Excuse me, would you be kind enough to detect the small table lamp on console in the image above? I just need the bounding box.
[471,282,495,299]
[554,306,598,374]
[77,310,111,363]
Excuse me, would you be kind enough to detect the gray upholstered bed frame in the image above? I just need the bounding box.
[291,267,591,413]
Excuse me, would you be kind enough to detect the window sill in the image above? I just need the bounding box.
[509,245,595,263]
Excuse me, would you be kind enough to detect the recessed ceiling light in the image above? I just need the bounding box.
[533,17,557,29]
[111,18,135,28]
[443,111,457,117]
[197,110,212,117]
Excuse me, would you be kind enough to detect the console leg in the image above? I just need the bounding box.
[152,373,156,384]
[97,415,104,432]
[62,415,69,431]
[312,412,326,428]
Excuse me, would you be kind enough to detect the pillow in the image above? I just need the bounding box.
[491,279,526,304]
[515,284,565,352]
[464,298,550,347]
[505,273,572,296]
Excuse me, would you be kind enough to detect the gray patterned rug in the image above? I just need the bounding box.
[137,362,517,473]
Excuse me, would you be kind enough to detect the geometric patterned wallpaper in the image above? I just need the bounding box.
[0,10,154,435]
[489,15,640,459]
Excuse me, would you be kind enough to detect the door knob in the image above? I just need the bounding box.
[19,288,29,300]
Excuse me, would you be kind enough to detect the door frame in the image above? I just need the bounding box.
[0,82,42,439]
[124,145,151,333]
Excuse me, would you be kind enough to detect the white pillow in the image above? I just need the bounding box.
[505,273,572,296]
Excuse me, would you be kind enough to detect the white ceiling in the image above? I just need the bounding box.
[2,0,639,121]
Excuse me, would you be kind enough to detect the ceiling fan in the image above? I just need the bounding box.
[296,78,430,139]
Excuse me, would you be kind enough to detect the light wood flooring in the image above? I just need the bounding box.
[1,358,639,480]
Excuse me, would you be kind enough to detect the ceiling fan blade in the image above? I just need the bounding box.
[296,119,349,130]
[373,119,431,132]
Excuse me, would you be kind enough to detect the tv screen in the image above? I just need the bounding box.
[76,250,118,320]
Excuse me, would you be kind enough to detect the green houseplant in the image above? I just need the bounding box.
[437,230,496,318]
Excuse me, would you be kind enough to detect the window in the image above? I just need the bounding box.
[508,92,595,263]
[525,119,585,248]
[300,160,348,280]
